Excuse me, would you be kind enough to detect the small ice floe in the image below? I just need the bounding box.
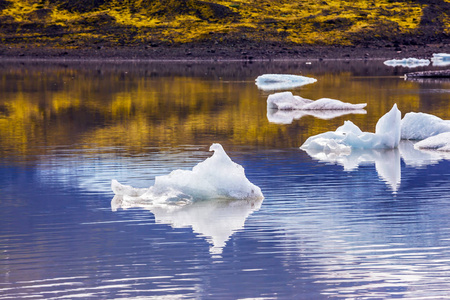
[255,74,317,91]
[414,132,450,152]
[401,112,450,140]
[431,53,450,67]
[383,58,430,68]
[111,143,264,204]
[267,108,366,124]
[111,143,264,255]
[300,104,401,152]
[303,147,401,192]
[267,91,367,111]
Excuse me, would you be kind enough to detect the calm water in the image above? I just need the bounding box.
[1,60,450,299]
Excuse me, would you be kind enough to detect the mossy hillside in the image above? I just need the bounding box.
[0,0,448,48]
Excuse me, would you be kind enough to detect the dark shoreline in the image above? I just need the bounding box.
[1,43,449,62]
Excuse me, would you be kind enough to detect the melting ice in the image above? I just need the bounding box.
[383,58,430,68]
[111,143,264,204]
[300,104,401,152]
[111,143,263,255]
[255,74,317,91]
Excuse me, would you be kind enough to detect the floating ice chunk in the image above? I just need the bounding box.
[401,112,450,140]
[431,53,450,67]
[267,108,366,124]
[267,91,367,111]
[414,132,450,152]
[112,195,262,255]
[111,143,264,204]
[301,104,401,151]
[267,92,313,110]
[303,147,401,192]
[383,58,430,68]
[255,74,317,91]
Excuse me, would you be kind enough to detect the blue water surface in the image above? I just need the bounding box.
[1,60,450,299]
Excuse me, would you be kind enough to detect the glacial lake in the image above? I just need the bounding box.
[1,59,450,299]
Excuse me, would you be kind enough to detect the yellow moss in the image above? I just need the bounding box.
[2,1,40,22]
[0,0,432,46]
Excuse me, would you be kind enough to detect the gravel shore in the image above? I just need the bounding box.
[1,42,449,61]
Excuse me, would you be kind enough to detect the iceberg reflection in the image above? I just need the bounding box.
[303,147,401,192]
[112,195,263,255]
[303,140,450,192]
[399,140,450,167]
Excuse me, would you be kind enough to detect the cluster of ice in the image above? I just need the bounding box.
[255,74,317,91]
[383,58,430,68]
[267,91,367,111]
[431,53,450,67]
[301,104,401,152]
[401,112,450,152]
[111,143,264,204]
[401,112,450,140]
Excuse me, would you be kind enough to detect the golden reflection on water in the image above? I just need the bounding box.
[0,61,449,158]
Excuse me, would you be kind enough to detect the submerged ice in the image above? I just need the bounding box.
[301,104,401,152]
[255,74,317,91]
[111,143,264,203]
[267,91,367,111]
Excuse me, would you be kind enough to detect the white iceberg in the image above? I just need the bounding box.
[431,53,450,67]
[383,58,430,68]
[303,147,401,192]
[401,112,450,140]
[255,74,317,91]
[112,195,262,255]
[267,108,366,124]
[414,132,450,152]
[111,143,264,204]
[300,104,401,152]
[267,91,367,111]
